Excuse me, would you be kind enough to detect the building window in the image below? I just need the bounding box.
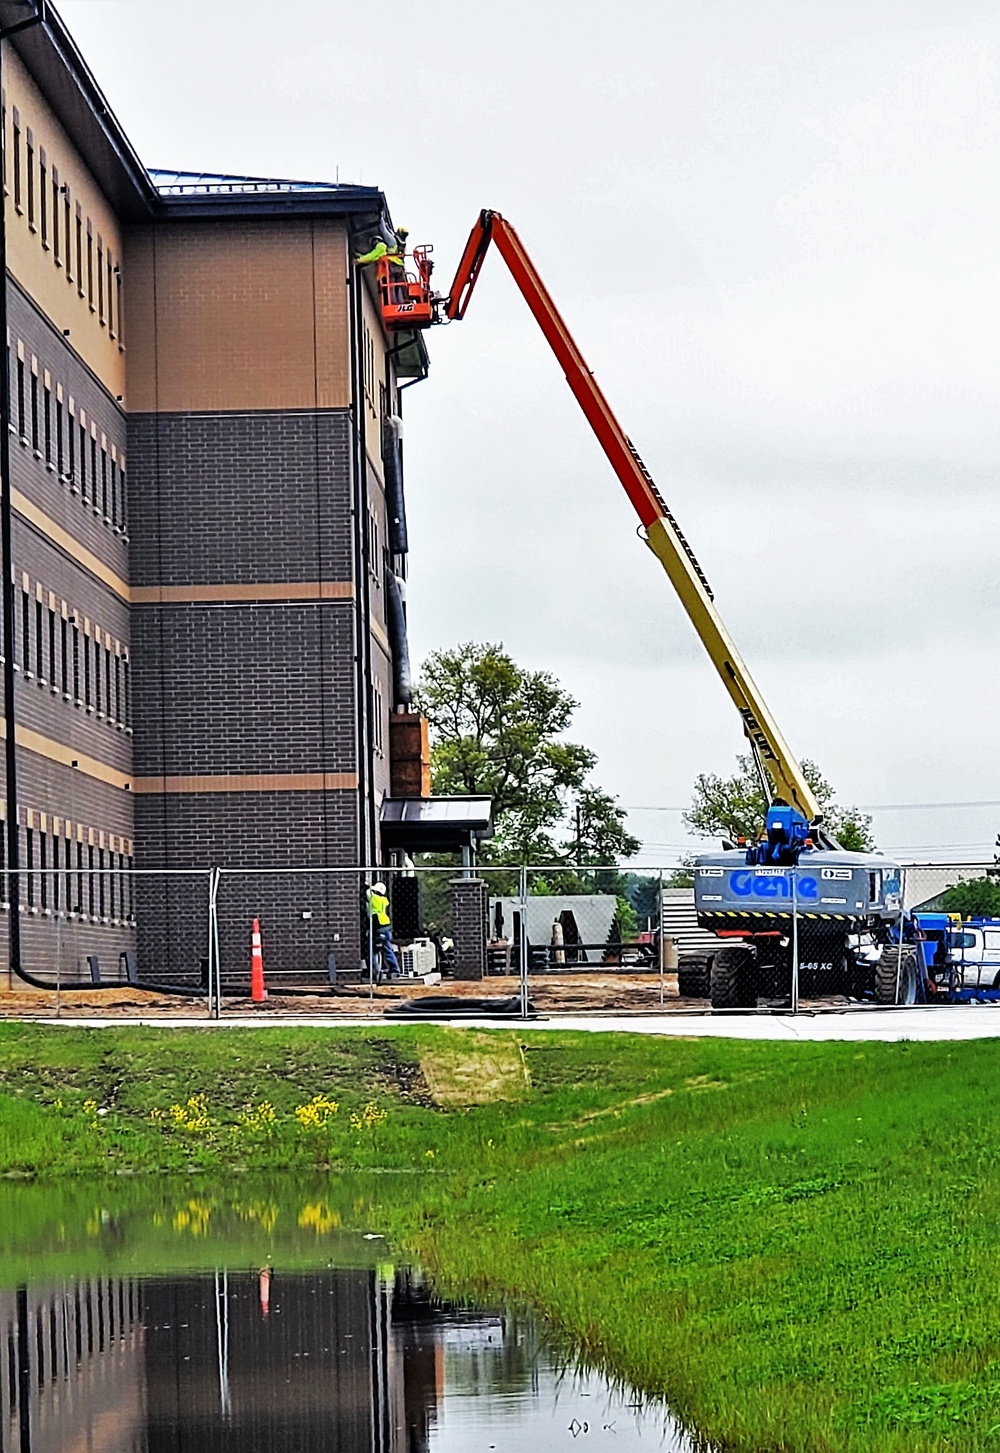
[43,379,51,465]
[87,844,95,919]
[86,220,94,310]
[114,651,122,727]
[51,834,60,914]
[368,508,380,582]
[25,128,34,230]
[71,619,80,703]
[39,831,47,913]
[64,187,72,281]
[25,827,34,909]
[372,681,385,756]
[67,403,75,484]
[51,165,59,264]
[11,109,20,213]
[74,840,83,916]
[93,635,101,716]
[34,598,42,681]
[15,355,24,440]
[38,148,47,247]
[75,206,83,296]
[104,646,112,722]
[119,464,127,532]
[29,367,38,454]
[83,632,91,709]
[55,393,63,475]
[20,588,29,675]
[107,254,115,338]
[78,419,87,500]
[109,456,117,527]
[97,234,104,323]
[123,654,131,730]
[101,444,108,520]
[47,606,55,692]
[60,615,68,697]
[98,847,106,920]
[115,268,124,349]
[90,432,98,511]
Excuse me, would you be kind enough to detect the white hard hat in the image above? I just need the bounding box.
[372,881,387,895]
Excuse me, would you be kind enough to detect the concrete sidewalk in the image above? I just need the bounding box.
[10,1007,1000,1041]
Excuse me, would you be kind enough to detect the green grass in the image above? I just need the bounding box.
[0,1023,999,1450]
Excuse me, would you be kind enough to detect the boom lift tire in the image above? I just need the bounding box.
[677,954,712,998]
[874,946,920,1005]
[710,945,756,1010]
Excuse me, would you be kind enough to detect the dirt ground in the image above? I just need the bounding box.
[0,971,701,1019]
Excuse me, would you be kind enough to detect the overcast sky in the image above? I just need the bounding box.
[59,0,1000,866]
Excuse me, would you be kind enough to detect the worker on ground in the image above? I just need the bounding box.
[367,880,400,978]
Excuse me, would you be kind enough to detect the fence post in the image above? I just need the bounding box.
[519,864,528,1019]
[658,866,665,1008]
[207,868,221,1020]
[791,869,799,1015]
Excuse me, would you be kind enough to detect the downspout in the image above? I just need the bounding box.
[348,265,377,866]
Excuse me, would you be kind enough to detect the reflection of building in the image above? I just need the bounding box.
[0,1277,145,1453]
[0,1266,546,1453]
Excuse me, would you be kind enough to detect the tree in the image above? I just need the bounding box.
[683,753,876,851]
[414,643,638,867]
[940,878,1000,918]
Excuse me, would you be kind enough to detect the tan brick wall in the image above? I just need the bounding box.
[124,219,352,413]
[2,43,125,400]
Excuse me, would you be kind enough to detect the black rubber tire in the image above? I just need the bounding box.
[677,954,712,998]
[875,946,920,1005]
[710,945,756,1009]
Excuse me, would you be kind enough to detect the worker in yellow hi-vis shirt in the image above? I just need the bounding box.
[367,881,400,978]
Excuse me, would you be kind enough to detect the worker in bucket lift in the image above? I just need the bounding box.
[355,229,409,303]
[367,881,401,978]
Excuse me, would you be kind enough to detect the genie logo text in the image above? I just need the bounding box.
[728,872,819,901]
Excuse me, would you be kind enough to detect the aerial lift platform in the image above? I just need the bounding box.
[379,212,907,1008]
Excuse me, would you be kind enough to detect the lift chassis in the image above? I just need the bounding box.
[398,209,905,1009]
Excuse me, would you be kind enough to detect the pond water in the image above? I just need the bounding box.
[0,1180,696,1452]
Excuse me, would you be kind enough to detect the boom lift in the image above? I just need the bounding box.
[388,210,906,1007]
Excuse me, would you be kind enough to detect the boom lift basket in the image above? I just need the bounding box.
[376,245,434,330]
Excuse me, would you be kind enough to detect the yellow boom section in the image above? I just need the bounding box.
[446,210,820,825]
[644,519,819,821]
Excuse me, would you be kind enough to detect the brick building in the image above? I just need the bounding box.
[0,0,429,984]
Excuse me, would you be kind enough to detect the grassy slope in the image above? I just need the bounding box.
[0,1023,998,1451]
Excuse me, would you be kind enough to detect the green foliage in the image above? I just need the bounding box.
[940,876,1000,918]
[610,894,639,940]
[683,752,876,850]
[414,644,638,866]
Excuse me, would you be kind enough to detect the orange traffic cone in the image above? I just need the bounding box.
[250,918,267,1002]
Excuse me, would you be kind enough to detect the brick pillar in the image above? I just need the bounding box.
[451,877,487,981]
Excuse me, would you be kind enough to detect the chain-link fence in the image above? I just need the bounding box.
[0,859,995,1019]
[0,869,213,1018]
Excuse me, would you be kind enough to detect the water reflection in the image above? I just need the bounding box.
[0,1261,694,1453]
[2,1265,693,1452]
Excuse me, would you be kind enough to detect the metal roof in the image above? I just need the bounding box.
[380,797,493,851]
[149,170,353,198]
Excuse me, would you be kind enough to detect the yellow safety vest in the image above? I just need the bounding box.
[369,892,391,927]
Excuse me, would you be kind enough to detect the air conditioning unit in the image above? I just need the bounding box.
[400,937,437,976]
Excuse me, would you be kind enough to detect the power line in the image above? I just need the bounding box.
[626,800,1000,814]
